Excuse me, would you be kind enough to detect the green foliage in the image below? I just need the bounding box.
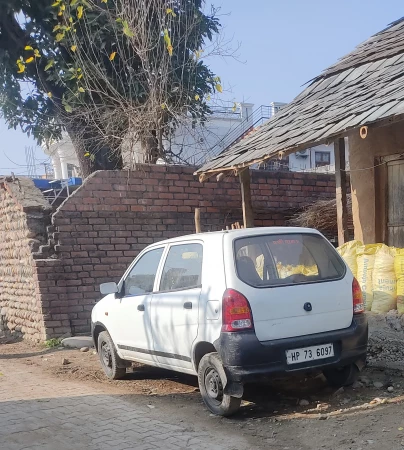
[44,338,63,348]
[0,0,223,163]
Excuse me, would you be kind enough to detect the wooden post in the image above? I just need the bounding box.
[334,137,349,245]
[195,208,201,233]
[239,168,255,228]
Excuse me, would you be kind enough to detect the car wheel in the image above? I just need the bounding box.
[198,352,241,416]
[323,364,359,387]
[98,331,127,380]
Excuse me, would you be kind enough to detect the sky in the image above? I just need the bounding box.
[0,0,403,176]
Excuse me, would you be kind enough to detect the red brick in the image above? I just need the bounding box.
[169,186,184,193]
[166,173,180,180]
[178,206,192,212]
[131,205,146,212]
[144,178,159,185]
[71,251,89,258]
[107,251,123,257]
[58,225,75,232]
[175,181,189,187]
[199,188,214,195]
[98,244,114,251]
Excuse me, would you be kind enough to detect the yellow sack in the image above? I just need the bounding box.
[394,249,404,315]
[255,254,264,280]
[337,240,362,278]
[356,244,380,311]
[372,245,397,313]
[275,263,319,279]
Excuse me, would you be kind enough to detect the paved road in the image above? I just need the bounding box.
[0,359,251,450]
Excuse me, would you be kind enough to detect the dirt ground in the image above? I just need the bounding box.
[1,337,404,449]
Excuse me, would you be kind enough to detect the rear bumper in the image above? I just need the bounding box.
[214,314,368,384]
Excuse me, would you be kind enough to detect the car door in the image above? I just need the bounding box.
[111,246,165,363]
[150,242,203,370]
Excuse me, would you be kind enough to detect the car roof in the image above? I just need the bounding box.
[147,227,322,249]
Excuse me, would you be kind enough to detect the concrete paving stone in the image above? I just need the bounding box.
[0,358,249,450]
[61,336,94,349]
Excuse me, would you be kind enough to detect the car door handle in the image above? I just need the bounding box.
[137,304,145,312]
[183,302,192,310]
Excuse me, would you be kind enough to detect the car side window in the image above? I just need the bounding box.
[123,248,164,296]
[159,243,203,292]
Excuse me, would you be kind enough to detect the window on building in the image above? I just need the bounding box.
[67,163,76,178]
[315,151,331,167]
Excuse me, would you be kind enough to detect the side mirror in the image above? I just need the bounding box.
[100,282,119,295]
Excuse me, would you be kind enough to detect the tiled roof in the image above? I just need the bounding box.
[196,18,404,176]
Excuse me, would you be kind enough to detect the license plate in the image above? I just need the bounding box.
[286,343,334,365]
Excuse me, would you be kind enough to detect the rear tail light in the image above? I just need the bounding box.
[222,289,253,332]
[352,278,365,314]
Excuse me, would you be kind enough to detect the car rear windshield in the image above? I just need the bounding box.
[234,233,345,287]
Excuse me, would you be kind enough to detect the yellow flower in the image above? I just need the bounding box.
[84,152,90,157]
[109,51,116,61]
[69,17,73,23]
[215,83,223,93]
[71,45,77,52]
[78,87,85,93]
[77,5,83,19]
[45,59,55,71]
[24,45,33,51]
[166,8,176,17]
[34,49,41,58]
[163,29,173,56]
[17,62,25,73]
[55,33,65,42]
[47,92,53,98]
[161,103,166,110]
[51,1,61,7]
[101,0,108,3]
[77,73,83,79]
[26,56,34,63]
[195,94,200,101]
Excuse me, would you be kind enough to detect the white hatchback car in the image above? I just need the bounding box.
[92,227,368,416]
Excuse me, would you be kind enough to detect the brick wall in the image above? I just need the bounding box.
[0,178,51,341]
[48,165,337,336]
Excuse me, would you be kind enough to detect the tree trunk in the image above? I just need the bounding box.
[66,118,123,178]
[140,130,160,163]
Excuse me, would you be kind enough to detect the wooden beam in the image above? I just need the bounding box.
[239,168,255,228]
[194,208,201,233]
[334,137,349,245]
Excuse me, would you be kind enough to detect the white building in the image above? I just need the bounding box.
[43,102,260,178]
[288,139,350,173]
[43,100,348,178]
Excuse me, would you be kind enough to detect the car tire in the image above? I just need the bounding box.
[323,364,359,387]
[198,352,241,416]
[98,331,127,380]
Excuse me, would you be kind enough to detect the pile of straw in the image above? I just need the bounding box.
[289,194,353,235]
